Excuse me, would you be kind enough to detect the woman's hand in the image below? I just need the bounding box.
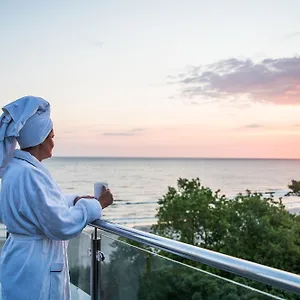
[73,186,114,209]
[98,186,114,209]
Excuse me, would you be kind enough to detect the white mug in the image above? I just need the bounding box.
[94,182,108,199]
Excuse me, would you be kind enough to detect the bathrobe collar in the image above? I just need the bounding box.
[13,149,51,177]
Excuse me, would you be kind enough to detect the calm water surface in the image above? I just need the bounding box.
[44,157,300,226]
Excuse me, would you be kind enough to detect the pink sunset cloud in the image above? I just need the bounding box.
[175,57,300,105]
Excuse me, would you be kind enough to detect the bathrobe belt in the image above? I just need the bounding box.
[9,233,48,240]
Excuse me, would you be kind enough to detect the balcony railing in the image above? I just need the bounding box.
[68,220,300,300]
[1,221,300,300]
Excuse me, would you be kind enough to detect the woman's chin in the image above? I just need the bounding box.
[43,153,53,160]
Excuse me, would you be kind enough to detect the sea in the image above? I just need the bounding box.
[44,157,300,227]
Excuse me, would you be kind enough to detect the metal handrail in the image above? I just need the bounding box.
[91,219,300,295]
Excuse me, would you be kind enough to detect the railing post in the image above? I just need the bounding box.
[91,227,101,300]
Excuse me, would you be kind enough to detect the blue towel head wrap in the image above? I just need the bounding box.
[0,96,53,176]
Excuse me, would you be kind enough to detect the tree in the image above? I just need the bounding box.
[286,180,300,196]
[152,178,229,251]
[151,178,300,298]
[220,191,300,273]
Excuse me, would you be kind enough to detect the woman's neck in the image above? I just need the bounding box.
[22,146,42,162]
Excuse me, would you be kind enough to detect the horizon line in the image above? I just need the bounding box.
[52,155,300,160]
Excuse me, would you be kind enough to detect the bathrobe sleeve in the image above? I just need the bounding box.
[64,193,78,207]
[19,167,102,240]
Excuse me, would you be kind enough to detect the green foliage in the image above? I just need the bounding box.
[152,178,228,251]
[138,268,273,300]
[220,191,300,273]
[287,179,300,196]
[152,178,300,275]
[100,238,160,300]
[148,178,300,299]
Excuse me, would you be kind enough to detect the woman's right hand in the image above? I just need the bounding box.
[98,186,114,209]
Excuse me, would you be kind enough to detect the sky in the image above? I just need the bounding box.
[0,0,300,158]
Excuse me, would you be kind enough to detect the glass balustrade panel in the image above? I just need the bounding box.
[98,230,297,300]
[68,228,93,300]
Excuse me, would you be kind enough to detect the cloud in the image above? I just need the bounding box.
[284,32,300,39]
[234,123,300,133]
[233,124,265,131]
[131,128,147,132]
[103,128,147,136]
[174,56,300,105]
[241,124,264,129]
[103,132,135,136]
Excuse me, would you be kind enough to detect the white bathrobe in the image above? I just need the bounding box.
[0,150,102,300]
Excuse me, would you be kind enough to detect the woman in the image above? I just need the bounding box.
[0,96,113,300]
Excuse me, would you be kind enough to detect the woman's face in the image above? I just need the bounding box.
[41,129,55,160]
